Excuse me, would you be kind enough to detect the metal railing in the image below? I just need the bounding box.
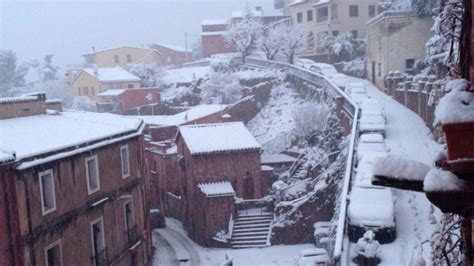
[241,56,359,264]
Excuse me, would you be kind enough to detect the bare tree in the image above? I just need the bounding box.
[224,8,263,63]
[259,23,286,60]
[280,24,305,64]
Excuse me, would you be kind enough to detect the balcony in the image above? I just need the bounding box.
[91,248,107,266]
[126,225,140,245]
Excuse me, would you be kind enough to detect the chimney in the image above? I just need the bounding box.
[92,46,96,53]
[255,6,263,15]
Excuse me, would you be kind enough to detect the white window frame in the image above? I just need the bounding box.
[120,145,131,178]
[44,239,63,266]
[85,155,100,195]
[39,169,56,215]
[90,217,106,266]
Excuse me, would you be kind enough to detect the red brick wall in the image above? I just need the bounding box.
[261,169,274,196]
[121,88,160,111]
[0,164,22,266]
[15,136,150,265]
[151,45,192,67]
[202,35,234,58]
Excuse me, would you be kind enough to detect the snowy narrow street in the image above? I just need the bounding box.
[344,77,441,264]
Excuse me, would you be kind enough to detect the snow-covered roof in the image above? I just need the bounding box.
[201,19,228,26]
[155,43,188,53]
[359,133,384,144]
[200,31,227,37]
[83,67,140,83]
[82,46,159,56]
[312,0,331,7]
[163,66,210,84]
[347,186,395,227]
[231,9,263,18]
[0,151,15,163]
[178,122,261,155]
[98,89,126,97]
[198,181,235,197]
[0,111,143,166]
[261,153,297,164]
[261,165,274,171]
[0,96,38,104]
[289,0,307,7]
[135,104,227,126]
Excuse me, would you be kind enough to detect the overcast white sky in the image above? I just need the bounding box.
[0,0,277,68]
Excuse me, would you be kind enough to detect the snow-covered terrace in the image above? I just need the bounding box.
[0,111,144,169]
[134,104,227,126]
[178,122,261,155]
[83,67,140,82]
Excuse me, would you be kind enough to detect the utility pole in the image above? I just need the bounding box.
[185,32,188,63]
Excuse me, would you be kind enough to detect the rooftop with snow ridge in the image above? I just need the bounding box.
[0,110,144,162]
[197,181,235,197]
[135,104,228,126]
[178,122,261,155]
[83,67,140,83]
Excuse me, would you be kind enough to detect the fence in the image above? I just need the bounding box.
[240,56,359,264]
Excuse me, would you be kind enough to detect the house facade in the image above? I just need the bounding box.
[96,87,161,114]
[287,0,380,61]
[70,67,141,100]
[82,46,162,69]
[0,94,150,265]
[366,10,433,89]
[149,43,192,68]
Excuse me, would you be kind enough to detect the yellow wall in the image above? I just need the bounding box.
[366,13,432,89]
[93,47,161,69]
[70,71,141,100]
[289,0,379,60]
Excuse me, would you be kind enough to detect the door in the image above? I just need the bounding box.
[371,61,376,84]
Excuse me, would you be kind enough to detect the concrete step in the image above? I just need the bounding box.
[231,239,268,245]
[232,231,269,237]
[232,227,270,233]
[232,235,268,241]
[232,244,268,249]
[233,223,272,229]
[234,219,272,226]
[235,215,273,221]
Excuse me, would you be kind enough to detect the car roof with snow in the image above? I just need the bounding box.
[348,186,395,227]
[359,133,384,143]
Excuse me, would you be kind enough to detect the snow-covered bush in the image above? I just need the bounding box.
[292,102,331,142]
[317,33,365,63]
[336,58,366,78]
[200,72,242,104]
[128,63,165,87]
[70,96,96,112]
[15,79,74,107]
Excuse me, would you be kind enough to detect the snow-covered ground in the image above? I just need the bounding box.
[343,77,442,265]
[247,82,303,153]
[153,218,314,266]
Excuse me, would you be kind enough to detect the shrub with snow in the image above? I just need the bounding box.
[317,33,365,63]
[69,96,96,112]
[128,63,165,87]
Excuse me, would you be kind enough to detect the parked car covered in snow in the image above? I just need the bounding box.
[356,134,387,161]
[347,186,396,244]
[309,63,338,75]
[359,114,386,136]
[295,248,330,266]
[295,58,317,69]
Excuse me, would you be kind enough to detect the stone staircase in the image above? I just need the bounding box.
[230,212,273,249]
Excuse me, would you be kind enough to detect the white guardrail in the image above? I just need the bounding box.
[239,56,359,264]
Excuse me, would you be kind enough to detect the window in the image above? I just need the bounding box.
[85,155,100,194]
[44,240,62,266]
[83,87,89,95]
[124,200,137,244]
[78,87,82,96]
[307,10,313,21]
[351,30,358,38]
[406,59,415,69]
[349,5,359,17]
[332,30,339,37]
[114,55,119,64]
[120,145,130,178]
[378,63,382,77]
[91,218,106,266]
[39,169,56,215]
[91,86,95,95]
[317,7,329,22]
[297,12,303,23]
[126,54,132,63]
[127,84,134,89]
[368,5,376,17]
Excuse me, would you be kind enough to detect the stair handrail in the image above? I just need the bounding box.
[288,152,306,178]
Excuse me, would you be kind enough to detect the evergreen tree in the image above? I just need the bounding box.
[0,49,28,97]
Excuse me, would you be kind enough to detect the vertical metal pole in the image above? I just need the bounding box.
[185,32,188,63]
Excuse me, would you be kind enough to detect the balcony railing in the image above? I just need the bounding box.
[91,248,107,266]
[126,225,139,245]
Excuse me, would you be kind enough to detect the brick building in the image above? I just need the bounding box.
[149,43,192,68]
[176,122,266,245]
[96,87,161,114]
[200,7,289,58]
[0,94,150,265]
